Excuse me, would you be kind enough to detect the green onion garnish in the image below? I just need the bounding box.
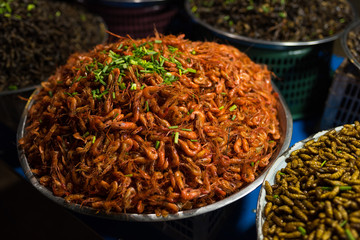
[320,160,326,167]
[231,115,236,121]
[298,226,306,236]
[145,101,149,112]
[130,83,137,90]
[219,106,224,110]
[229,105,237,111]
[346,229,355,240]
[273,195,279,199]
[181,128,192,131]
[92,136,96,144]
[340,220,347,227]
[174,132,179,144]
[155,141,160,149]
[168,126,179,129]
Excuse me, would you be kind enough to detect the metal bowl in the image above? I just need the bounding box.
[0,85,39,131]
[17,84,292,222]
[184,0,356,50]
[255,125,345,239]
[341,19,360,71]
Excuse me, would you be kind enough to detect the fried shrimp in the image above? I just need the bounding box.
[19,33,280,216]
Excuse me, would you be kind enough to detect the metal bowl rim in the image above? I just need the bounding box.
[17,83,292,222]
[185,0,356,50]
[341,19,360,71]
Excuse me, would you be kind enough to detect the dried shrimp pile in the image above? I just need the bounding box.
[19,33,281,216]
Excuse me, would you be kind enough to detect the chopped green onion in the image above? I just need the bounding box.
[190,139,198,142]
[321,160,326,167]
[155,141,160,149]
[83,132,90,138]
[231,115,236,121]
[27,3,36,11]
[279,172,285,175]
[340,220,347,227]
[174,132,179,144]
[141,84,146,90]
[8,85,18,90]
[112,92,116,99]
[191,50,196,55]
[124,174,133,177]
[278,12,287,18]
[120,82,126,90]
[298,226,306,236]
[219,106,225,110]
[92,136,96,144]
[229,105,237,111]
[154,40,162,44]
[168,126,179,129]
[130,83,137,90]
[250,162,254,167]
[221,92,227,95]
[145,100,149,112]
[322,186,352,191]
[346,229,355,240]
[340,186,352,191]
[48,91,53,97]
[273,195,279,199]
[184,68,196,73]
[181,128,192,131]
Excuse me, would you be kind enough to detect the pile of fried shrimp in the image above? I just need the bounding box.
[19,33,281,216]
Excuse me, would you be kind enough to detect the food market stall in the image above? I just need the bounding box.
[1,0,360,239]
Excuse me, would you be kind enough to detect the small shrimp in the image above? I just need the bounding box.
[174,170,185,190]
[106,181,118,201]
[110,121,138,130]
[157,141,166,169]
[242,163,255,183]
[178,139,200,157]
[181,188,201,200]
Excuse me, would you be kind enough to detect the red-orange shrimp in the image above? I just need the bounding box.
[143,86,160,98]
[181,188,201,200]
[157,141,166,169]
[241,163,255,183]
[178,139,200,157]
[91,135,104,156]
[106,181,118,201]
[174,170,185,190]
[110,121,138,130]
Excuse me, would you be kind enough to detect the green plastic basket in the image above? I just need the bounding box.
[240,43,334,120]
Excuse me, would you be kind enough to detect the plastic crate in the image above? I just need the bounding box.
[151,204,233,240]
[320,59,360,130]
